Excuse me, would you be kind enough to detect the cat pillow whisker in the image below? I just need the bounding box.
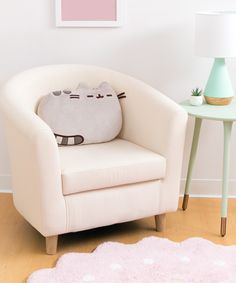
[70,94,80,99]
[117,92,126,99]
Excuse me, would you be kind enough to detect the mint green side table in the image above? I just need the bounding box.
[180,99,236,237]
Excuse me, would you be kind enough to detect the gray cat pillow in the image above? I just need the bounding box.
[37,82,126,146]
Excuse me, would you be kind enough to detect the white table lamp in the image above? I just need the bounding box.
[195,11,236,105]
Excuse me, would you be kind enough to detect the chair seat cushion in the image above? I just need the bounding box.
[59,139,166,195]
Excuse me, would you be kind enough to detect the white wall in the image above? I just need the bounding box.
[1,0,236,195]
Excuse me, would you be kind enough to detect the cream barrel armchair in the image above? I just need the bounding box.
[0,65,187,254]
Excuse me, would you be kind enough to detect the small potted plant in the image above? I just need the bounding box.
[190,87,203,106]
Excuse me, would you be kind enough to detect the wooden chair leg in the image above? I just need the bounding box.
[155,214,166,232]
[46,235,58,255]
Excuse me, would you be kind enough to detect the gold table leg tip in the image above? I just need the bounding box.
[182,194,189,211]
[220,217,227,237]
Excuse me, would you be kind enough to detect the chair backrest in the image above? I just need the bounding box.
[0,64,132,113]
[0,64,169,157]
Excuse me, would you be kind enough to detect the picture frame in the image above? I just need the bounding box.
[55,0,124,27]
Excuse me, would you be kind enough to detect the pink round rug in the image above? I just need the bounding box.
[28,237,236,283]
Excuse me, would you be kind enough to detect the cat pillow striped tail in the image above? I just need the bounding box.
[37,82,126,146]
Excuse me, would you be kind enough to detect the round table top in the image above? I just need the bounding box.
[180,99,236,121]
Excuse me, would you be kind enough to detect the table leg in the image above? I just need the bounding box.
[182,118,202,210]
[221,121,233,237]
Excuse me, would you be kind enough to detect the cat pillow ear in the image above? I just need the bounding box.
[76,83,89,90]
[99,82,115,92]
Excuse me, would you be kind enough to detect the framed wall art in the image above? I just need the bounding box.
[55,0,124,27]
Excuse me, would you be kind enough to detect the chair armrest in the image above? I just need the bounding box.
[0,91,66,236]
[119,80,188,212]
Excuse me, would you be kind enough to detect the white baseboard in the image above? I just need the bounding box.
[1,176,236,197]
[0,175,12,193]
[180,178,236,198]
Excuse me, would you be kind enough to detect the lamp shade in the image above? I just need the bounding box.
[195,11,236,58]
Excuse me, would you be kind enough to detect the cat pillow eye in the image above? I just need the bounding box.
[37,82,126,146]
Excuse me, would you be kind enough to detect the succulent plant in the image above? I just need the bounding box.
[191,87,202,96]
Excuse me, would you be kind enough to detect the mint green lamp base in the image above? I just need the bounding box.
[204,58,234,105]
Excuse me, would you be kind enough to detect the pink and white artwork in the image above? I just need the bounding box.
[56,0,124,27]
